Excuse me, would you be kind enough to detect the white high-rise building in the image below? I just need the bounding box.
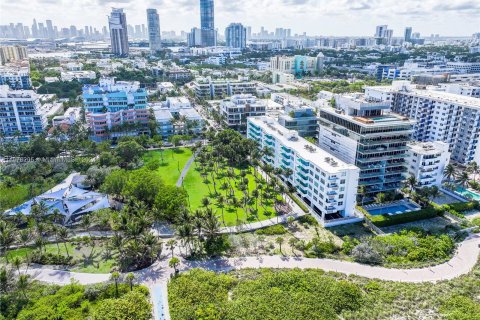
[146,9,162,52]
[247,116,360,224]
[366,81,480,164]
[406,141,450,188]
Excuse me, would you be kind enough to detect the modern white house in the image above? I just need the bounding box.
[152,97,203,138]
[406,141,450,188]
[221,94,266,132]
[247,116,360,225]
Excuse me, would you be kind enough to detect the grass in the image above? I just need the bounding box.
[4,240,116,274]
[182,165,283,227]
[142,147,193,185]
[0,181,56,212]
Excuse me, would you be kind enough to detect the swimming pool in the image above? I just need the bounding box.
[367,205,410,216]
[456,187,480,201]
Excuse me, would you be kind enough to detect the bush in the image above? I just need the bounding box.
[31,251,74,266]
[351,243,383,265]
[255,224,287,235]
[92,291,151,320]
[298,215,319,226]
[289,193,309,213]
[367,207,440,227]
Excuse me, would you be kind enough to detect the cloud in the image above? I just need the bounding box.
[434,1,480,11]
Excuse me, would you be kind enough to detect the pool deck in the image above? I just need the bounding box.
[364,199,421,216]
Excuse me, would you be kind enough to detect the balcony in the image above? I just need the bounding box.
[327,191,337,196]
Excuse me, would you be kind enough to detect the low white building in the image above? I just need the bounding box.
[247,116,360,224]
[61,71,96,82]
[221,94,266,132]
[157,82,175,94]
[52,107,82,127]
[406,141,450,188]
[272,71,294,84]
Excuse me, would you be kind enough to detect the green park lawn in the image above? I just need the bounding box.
[0,181,57,212]
[4,240,116,274]
[142,147,193,185]
[182,164,283,227]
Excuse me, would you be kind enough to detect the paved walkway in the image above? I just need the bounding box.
[175,153,196,187]
[23,234,480,285]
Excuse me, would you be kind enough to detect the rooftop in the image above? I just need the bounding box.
[321,107,414,128]
[249,116,358,174]
[408,141,450,155]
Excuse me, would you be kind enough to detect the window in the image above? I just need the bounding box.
[338,202,343,206]
[340,179,346,184]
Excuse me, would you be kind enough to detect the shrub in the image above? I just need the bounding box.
[367,207,440,227]
[351,243,383,265]
[31,251,74,266]
[255,224,287,235]
[298,215,319,226]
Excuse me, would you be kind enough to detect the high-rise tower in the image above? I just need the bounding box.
[200,0,216,47]
[146,9,162,52]
[108,8,129,57]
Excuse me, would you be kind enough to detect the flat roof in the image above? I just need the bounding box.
[321,107,415,127]
[369,85,480,108]
[249,116,358,173]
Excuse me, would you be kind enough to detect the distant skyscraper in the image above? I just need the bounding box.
[187,27,202,47]
[46,20,54,39]
[200,0,216,47]
[31,19,38,38]
[404,27,413,42]
[147,9,162,52]
[225,23,246,49]
[108,8,129,57]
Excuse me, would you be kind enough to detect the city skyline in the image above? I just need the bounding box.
[1,0,479,37]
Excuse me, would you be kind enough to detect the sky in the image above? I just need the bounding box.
[1,0,479,37]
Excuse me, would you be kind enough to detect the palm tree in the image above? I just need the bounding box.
[428,186,440,203]
[57,227,70,258]
[17,274,30,299]
[0,221,16,264]
[458,171,470,189]
[357,185,367,207]
[443,164,456,183]
[126,272,135,291]
[217,195,226,224]
[275,237,285,255]
[110,271,120,297]
[201,197,211,208]
[166,239,176,258]
[405,175,417,193]
[12,256,22,276]
[468,161,479,182]
[288,237,297,256]
[169,257,180,274]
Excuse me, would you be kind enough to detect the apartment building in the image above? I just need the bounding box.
[319,94,415,198]
[366,81,480,164]
[247,116,360,223]
[193,77,256,100]
[152,97,203,138]
[220,94,266,132]
[0,85,47,139]
[0,46,28,65]
[0,65,31,90]
[406,141,450,188]
[278,103,318,138]
[83,78,148,140]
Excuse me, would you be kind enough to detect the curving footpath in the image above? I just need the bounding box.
[24,234,480,285]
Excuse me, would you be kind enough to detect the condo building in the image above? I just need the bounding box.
[192,77,256,100]
[221,94,266,131]
[0,85,47,139]
[146,9,161,52]
[108,8,129,57]
[0,65,31,90]
[83,78,148,140]
[225,23,247,49]
[319,94,415,198]
[247,116,360,223]
[406,141,450,188]
[366,81,480,164]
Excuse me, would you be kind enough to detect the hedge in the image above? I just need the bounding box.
[255,224,287,235]
[366,207,441,228]
[289,192,310,213]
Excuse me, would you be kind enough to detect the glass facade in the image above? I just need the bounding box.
[200,0,216,46]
